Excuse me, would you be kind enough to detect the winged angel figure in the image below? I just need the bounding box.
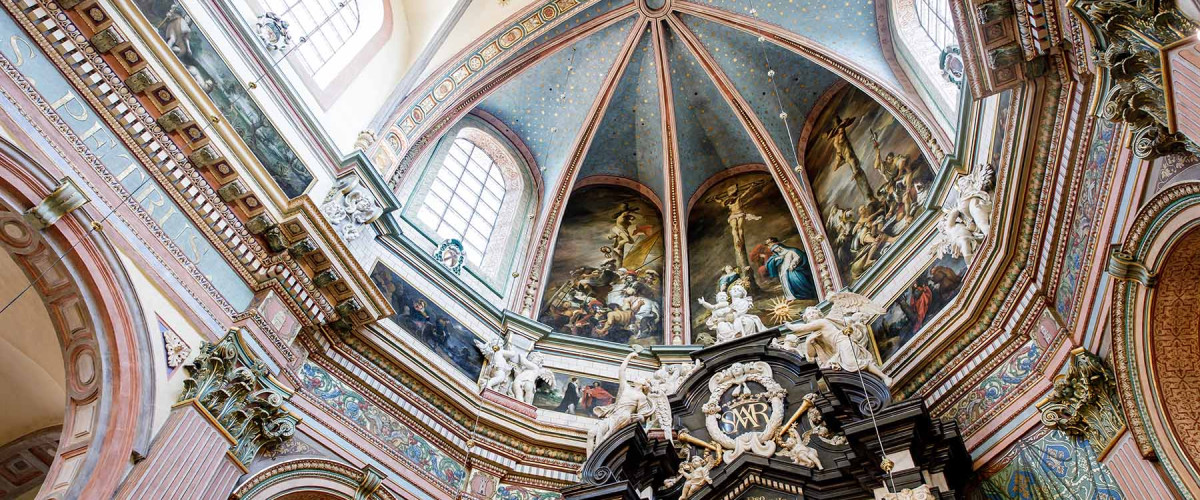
[586,348,692,456]
[774,292,892,385]
[932,165,995,261]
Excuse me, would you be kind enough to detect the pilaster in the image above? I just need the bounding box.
[115,329,299,499]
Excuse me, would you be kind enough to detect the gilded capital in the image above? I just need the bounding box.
[182,329,300,465]
[1072,0,1199,159]
[1037,349,1125,453]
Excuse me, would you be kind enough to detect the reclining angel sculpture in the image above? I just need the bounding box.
[773,292,893,386]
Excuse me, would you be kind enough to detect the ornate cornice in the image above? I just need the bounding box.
[8,0,390,334]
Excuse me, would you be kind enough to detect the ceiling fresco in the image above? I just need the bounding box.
[411,0,947,308]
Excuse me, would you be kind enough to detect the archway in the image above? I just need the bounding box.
[1110,182,1200,498]
[0,140,154,499]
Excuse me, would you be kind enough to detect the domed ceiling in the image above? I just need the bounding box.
[390,0,953,342]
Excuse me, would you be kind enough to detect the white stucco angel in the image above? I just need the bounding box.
[778,292,892,386]
[952,165,994,236]
[474,336,521,395]
[648,360,702,396]
[697,292,736,343]
[728,284,768,338]
[775,428,823,469]
[586,349,673,456]
[932,210,980,260]
[932,165,994,261]
[511,351,556,405]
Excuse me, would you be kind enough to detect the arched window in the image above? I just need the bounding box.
[415,137,507,265]
[396,117,538,298]
[915,0,957,52]
[259,0,361,74]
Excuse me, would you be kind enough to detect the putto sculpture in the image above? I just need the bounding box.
[511,351,556,405]
[772,292,892,385]
[473,336,555,405]
[697,283,768,345]
[474,336,521,395]
[932,165,994,261]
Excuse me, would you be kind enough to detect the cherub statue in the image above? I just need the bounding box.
[953,165,995,236]
[697,292,736,343]
[511,351,556,405]
[474,337,520,395]
[932,210,980,260]
[779,292,893,385]
[648,360,702,395]
[664,451,718,499]
[586,348,673,456]
[775,427,823,469]
[728,284,767,338]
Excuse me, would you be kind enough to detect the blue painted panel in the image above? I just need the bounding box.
[0,13,254,311]
[663,25,763,200]
[577,26,665,198]
[680,14,841,168]
[695,0,897,88]
[478,16,638,198]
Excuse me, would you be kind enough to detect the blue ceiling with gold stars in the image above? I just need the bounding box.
[663,24,764,199]
[693,0,899,88]
[680,14,842,171]
[404,0,950,289]
[476,15,639,198]
[577,25,666,199]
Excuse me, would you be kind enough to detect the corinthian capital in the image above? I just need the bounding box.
[182,329,300,466]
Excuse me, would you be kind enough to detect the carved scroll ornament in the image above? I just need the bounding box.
[1074,0,1199,159]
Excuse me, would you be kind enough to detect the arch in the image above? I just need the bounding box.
[0,139,154,498]
[232,459,397,500]
[684,164,770,214]
[798,80,938,285]
[574,175,664,213]
[1110,181,1200,497]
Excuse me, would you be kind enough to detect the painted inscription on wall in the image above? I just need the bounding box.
[0,13,252,311]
